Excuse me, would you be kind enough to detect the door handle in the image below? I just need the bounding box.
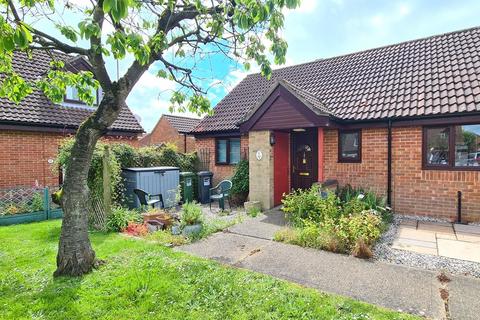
[299,172,310,176]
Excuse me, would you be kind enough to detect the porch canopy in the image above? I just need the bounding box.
[238,79,333,132]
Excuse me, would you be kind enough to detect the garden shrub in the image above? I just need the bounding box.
[106,207,142,232]
[342,198,368,216]
[231,159,249,195]
[29,193,44,212]
[57,139,199,206]
[297,221,324,248]
[323,211,383,252]
[282,185,339,227]
[229,159,249,206]
[180,202,203,226]
[280,185,388,257]
[57,139,122,204]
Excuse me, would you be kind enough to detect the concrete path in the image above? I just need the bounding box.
[178,209,480,320]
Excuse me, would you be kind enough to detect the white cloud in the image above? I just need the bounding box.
[132,71,177,95]
[398,3,411,17]
[296,0,318,13]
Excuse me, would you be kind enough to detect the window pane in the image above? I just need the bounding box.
[66,86,79,101]
[340,132,359,159]
[455,125,480,167]
[217,139,227,163]
[229,138,241,164]
[426,127,449,165]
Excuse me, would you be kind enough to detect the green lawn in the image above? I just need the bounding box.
[0,221,418,320]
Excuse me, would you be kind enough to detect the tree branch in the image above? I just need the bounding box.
[87,0,112,90]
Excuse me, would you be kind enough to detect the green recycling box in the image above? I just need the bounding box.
[180,172,195,203]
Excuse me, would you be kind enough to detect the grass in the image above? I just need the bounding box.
[0,220,419,320]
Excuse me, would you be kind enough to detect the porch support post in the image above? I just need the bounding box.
[249,130,274,210]
[317,128,324,182]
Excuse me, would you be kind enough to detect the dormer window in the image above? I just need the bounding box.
[65,86,102,106]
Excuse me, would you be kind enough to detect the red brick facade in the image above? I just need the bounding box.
[323,127,480,222]
[195,135,249,185]
[0,130,138,189]
[140,117,195,153]
[324,128,388,197]
[201,127,480,221]
[392,127,480,222]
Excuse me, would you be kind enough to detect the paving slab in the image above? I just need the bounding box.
[393,237,437,248]
[227,210,286,240]
[437,238,480,263]
[179,232,445,319]
[399,220,418,228]
[436,233,457,240]
[454,224,480,235]
[398,226,437,242]
[418,222,454,234]
[237,241,444,318]
[456,232,480,243]
[179,232,272,264]
[448,274,480,320]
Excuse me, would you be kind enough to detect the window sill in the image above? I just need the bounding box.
[422,165,480,171]
[338,159,361,163]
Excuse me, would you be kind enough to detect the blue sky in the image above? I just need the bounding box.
[129,0,480,132]
[35,0,480,132]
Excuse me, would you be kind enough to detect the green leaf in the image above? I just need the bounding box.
[156,70,168,78]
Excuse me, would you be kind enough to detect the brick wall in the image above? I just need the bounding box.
[140,117,195,153]
[392,126,480,222]
[0,130,138,189]
[195,135,249,185]
[324,128,388,197]
[324,126,480,222]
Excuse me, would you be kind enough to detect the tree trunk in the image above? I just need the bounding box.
[54,90,124,277]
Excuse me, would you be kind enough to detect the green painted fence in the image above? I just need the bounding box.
[0,186,63,226]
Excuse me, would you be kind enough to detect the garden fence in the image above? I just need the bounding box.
[0,186,63,226]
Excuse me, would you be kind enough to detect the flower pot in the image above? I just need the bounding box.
[143,212,174,228]
[171,225,182,235]
[182,223,203,237]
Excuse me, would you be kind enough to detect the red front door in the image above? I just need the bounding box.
[291,128,318,190]
[274,131,289,206]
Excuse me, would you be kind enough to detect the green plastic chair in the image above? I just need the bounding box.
[209,180,232,211]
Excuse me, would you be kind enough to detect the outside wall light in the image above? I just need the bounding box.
[270,132,276,146]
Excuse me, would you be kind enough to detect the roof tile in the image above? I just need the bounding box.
[195,27,480,133]
[0,50,143,133]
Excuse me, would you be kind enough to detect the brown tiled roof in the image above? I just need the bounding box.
[195,26,480,133]
[0,50,144,133]
[163,114,201,133]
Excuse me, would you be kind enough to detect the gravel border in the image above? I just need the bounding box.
[373,215,480,278]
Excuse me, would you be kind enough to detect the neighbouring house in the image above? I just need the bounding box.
[0,50,144,189]
[194,26,480,222]
[140,114,200,153]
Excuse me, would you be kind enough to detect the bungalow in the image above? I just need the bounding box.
[140,114,200,153]
[0,50,144,189]
[193,26,480,222]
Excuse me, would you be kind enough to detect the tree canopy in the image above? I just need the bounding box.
[1,0,300,113]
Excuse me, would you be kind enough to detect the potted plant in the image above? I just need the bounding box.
[180,202,203,236]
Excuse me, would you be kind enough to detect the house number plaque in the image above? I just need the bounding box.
[256,150,263,160]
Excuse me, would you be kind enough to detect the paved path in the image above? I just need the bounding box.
[178,209,480,320]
